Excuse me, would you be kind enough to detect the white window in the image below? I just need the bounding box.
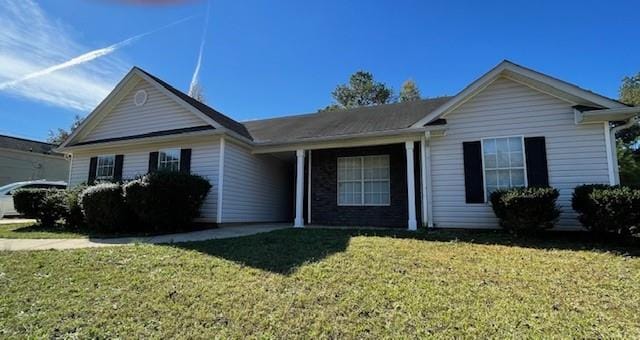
[96,155,115,180]
[482,136,527,196]
[337,155,390,206]
[158,148,181,172]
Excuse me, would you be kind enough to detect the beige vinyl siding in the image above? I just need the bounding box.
[68,138,221,222]
[221,140,291,223]
[430,77,609,229]
[82,80,208,142]
[69,155,90,187]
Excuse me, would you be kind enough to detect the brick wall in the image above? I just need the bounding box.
[309,143,421,227]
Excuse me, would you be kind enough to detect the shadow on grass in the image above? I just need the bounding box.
[169,228,639,275]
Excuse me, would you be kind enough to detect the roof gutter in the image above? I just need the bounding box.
[607,115,640,184]
[576,106,640,123]
[54,129,227,153]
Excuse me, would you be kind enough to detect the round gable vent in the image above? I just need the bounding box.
[134,90,147,106]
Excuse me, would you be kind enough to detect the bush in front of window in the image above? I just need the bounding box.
[123,171,212,232]
[13,189,68,227]
[572,184,640,236]
[79,183,133,233]
[490,187,560,233]
[64,184,87,228]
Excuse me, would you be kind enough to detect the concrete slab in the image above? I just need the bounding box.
[0,218,36,225]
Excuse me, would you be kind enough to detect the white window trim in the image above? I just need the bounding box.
[157,148,181,172]
[337,155,391,207]
[96,154,116,181]
[480,135,528,202]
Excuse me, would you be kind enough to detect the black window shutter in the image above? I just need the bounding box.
[113,155,124,181]
[148,152,159,173]
[180,148,192,173]
[463,141,485,203]
[88,157,98,184]
[524,137,549,187]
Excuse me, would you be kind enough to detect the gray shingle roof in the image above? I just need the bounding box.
[0,135,60,155]
[243,97,452,144]
[136,67,451,145]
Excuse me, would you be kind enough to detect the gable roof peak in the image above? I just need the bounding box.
[411,59,628,127]
[133,67,253,140]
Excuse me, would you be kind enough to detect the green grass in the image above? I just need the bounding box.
[0,222,214,239]
[0,222,86,239]
[1,228,638,338]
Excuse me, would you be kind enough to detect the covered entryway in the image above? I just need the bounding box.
[259,139,432,230]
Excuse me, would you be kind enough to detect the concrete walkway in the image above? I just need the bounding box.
[0,224,291,251]
[0,218,36,224]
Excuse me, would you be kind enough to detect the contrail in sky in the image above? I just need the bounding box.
[0,15,195,90]
[188,0,211,96]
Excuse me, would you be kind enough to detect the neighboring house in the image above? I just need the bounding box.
[57,60,640,229]
[0,135,69,186]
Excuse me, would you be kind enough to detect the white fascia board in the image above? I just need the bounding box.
[577,107,640,123]
[411,60,627,128]
[252,127,446,154]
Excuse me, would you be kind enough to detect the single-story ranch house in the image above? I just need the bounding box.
[57,60,640,230]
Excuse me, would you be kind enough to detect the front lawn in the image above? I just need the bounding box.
[0,222,215,239]
[0,228,638,338]
[0,222,86,239]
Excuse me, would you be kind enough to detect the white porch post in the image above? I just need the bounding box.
[405,141,417,231]
[294,149,305,228]
[420,136,428,227]
[425,133,434,228]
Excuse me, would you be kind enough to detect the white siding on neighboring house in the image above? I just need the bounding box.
[82,80,208,142]
[221,140,291,223]
[68,138,221,222]
[0,149,69,186]
[430,77,609,229]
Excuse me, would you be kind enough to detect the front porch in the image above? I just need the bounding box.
[260,136,437,230]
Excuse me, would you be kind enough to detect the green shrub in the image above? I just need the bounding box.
[490,187,561,233]
[64,185,87,228]
[12,189,67,226]
[572,184,640,235]
[123,171,211,232]
[79,183,131,233]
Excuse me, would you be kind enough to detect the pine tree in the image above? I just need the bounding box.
[399,79,421,102]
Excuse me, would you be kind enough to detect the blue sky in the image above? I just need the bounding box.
[1,0,638,142]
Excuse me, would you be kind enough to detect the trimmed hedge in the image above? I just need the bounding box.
[490,187,561,233]
[64,184,87,228]
[572,184,640,235]
[123,171,211,232]
[13,173,211,234]
[79,183,131,233]
[13,189,67,226]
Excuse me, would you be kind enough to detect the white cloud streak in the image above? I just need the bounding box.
[0,0,192,111]
[0,0,126,111]
[0,15,194,92]
[188,0,211,96]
